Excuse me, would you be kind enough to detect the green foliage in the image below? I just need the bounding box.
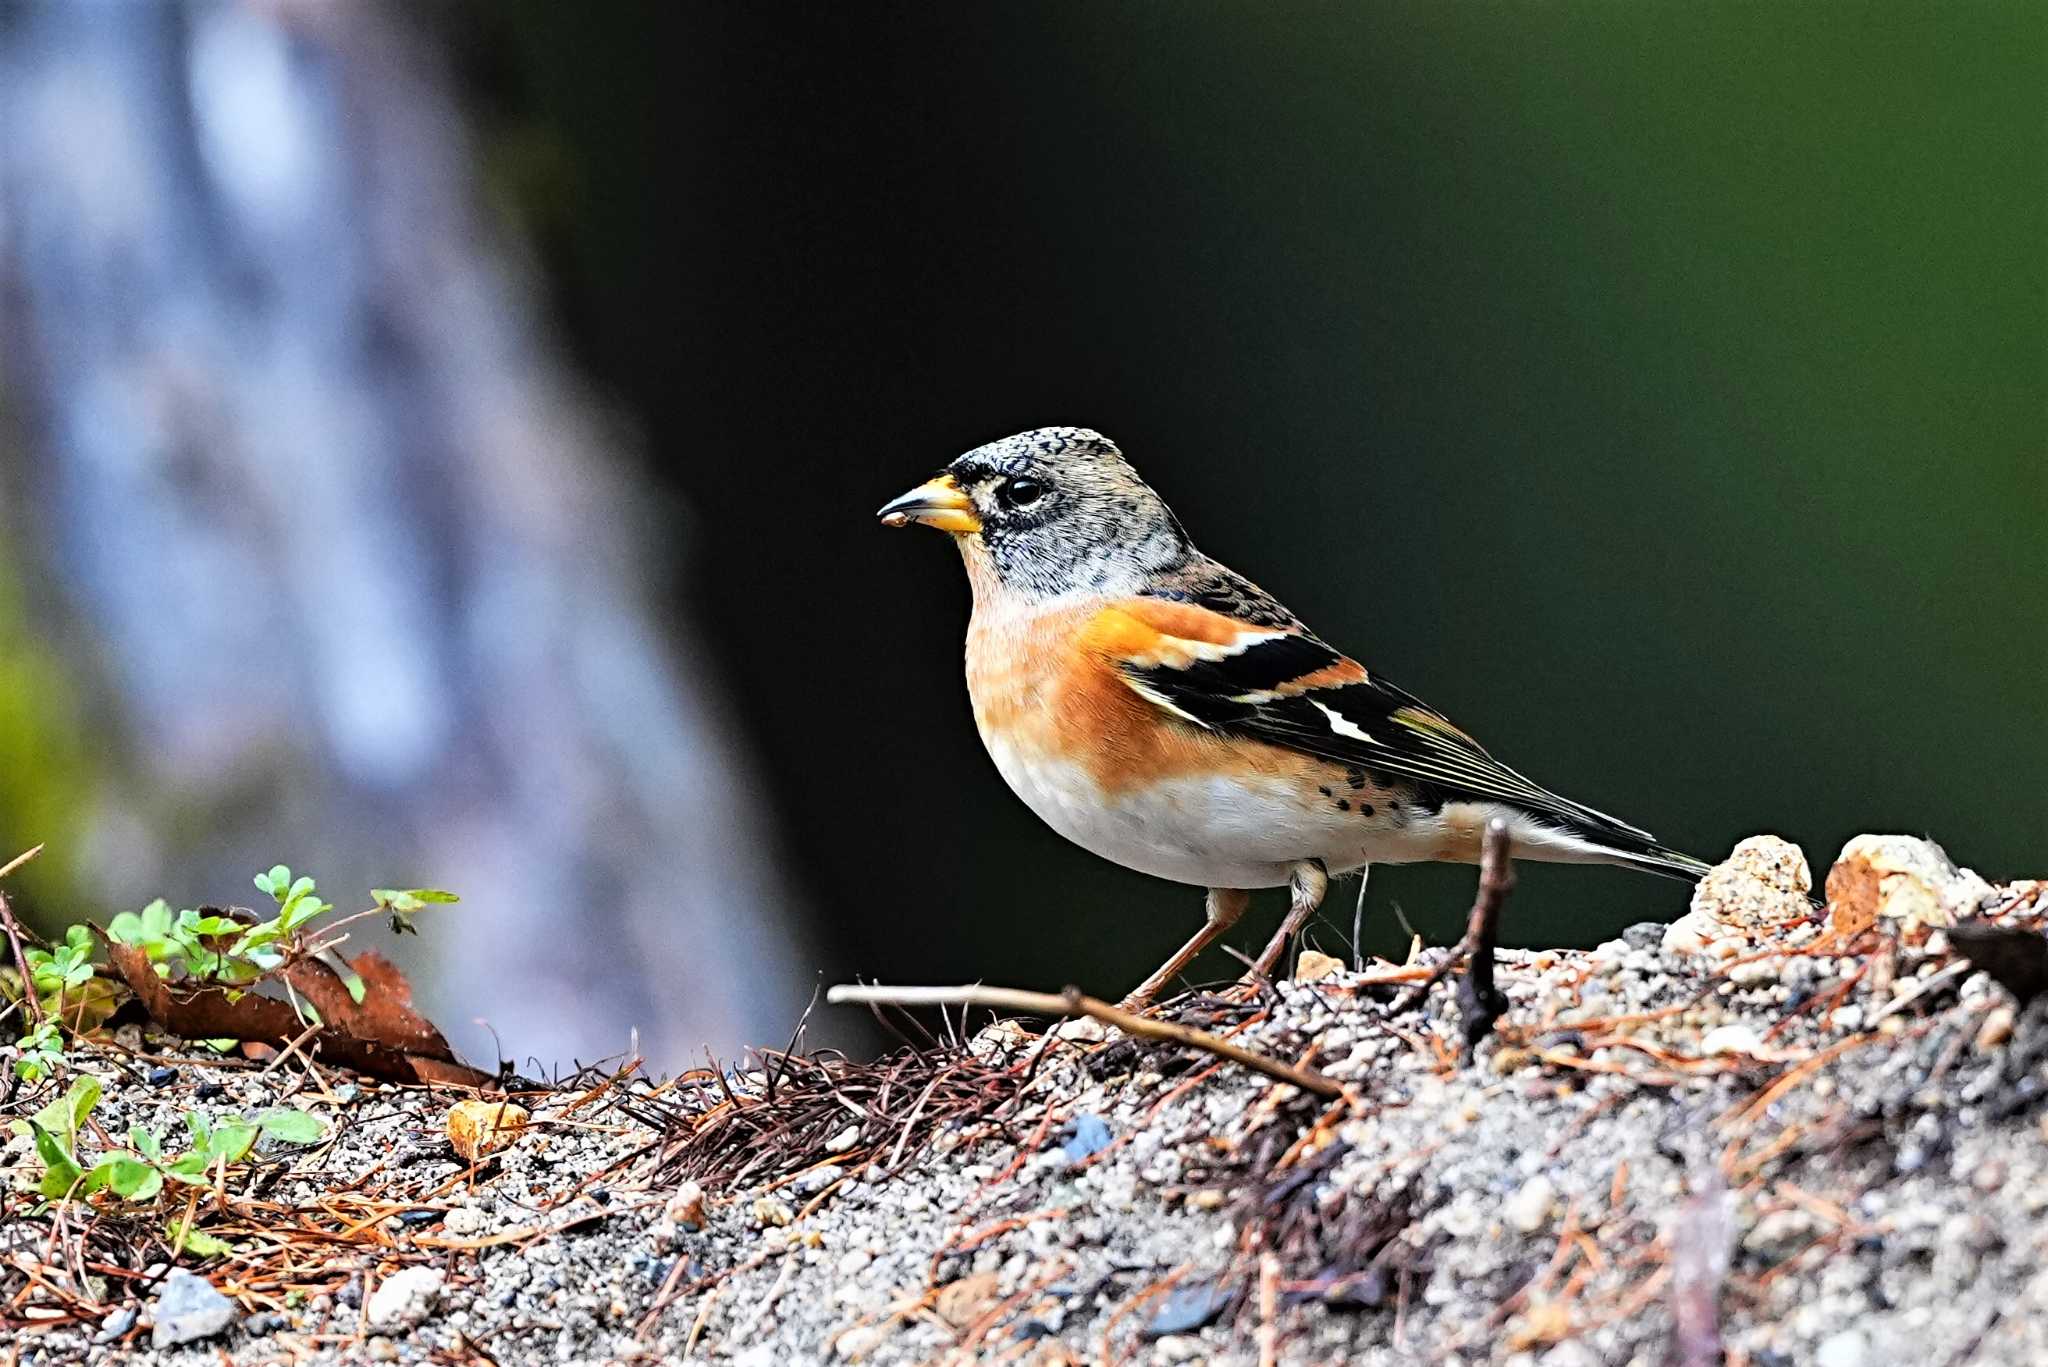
[13,1073,325,1247]
[7,926,120,1077]
[30,1120,82,1198]
[109,897,280,986]
[13,863,457,1082]
[13,1018,64,1081]
[254,865,335,934]
[166,1218,234,1258]
[371,886,460,936]
[104,899,173,963]
[257,1107,327,1144]
[24,925,95,997]
[166,1111,260,1178]
[29,1074,101,1152]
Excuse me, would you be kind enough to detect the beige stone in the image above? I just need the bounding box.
[1690,834,1814,932]
[934,1271,1000,1328]
[1826,834,1993,941]
[1295,949,1346,982]
[444,1099,529,1162]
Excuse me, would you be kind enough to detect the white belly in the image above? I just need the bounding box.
[980,731,1379,888]
[978,731,1617,889]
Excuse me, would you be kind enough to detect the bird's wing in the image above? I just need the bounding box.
[1086,597,1678,859]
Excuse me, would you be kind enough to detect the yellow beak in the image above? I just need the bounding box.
[876,474,981,534]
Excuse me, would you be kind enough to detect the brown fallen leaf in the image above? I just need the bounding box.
[97,927,494,1087]
[284,950,457,1058]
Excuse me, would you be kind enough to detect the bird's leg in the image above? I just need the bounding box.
[1121,887,1251,1009]
[1244,859,1330,984]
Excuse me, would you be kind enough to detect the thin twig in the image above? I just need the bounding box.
[1389,819,1517,1057]
[1351,867,1370,974]
[1455,820,1515,1055]
[1257,1249,1281,1367]
[0,851,47,1029]
[259,1021,326,1077]
[0,845,43,882]
[824,983,1345,1099]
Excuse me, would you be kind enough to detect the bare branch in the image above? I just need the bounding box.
[826,982,1346,1099]
[0,846,48,1029]
[1390,818,1517,1057]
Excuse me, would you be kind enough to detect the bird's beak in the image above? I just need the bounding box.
[876,474,981,533]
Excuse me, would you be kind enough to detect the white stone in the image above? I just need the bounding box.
[442,1207,485,1236]
[366,1266,445,1330]
[1700,1025,1764,1057]
[1540,1343,1601,1367]
[1815,1329,1869,1367]
[1507,1175,1557,1234]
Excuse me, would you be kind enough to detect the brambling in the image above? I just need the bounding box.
[879,427,1707,1006]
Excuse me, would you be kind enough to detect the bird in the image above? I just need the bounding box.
[877,427,1708,1007]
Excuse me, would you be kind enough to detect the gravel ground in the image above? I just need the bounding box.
[6,838,2047,1366]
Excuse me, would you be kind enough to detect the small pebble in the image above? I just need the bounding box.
[1976,1004,2015,1052]
[1061,1113,1115,1164]
[795,1163,844,1195]
[443,1207,486,1236]
[668,1180,707,1228]
[1507,1176,1557,1234]
[150,1270,235,1349]
[93,1305,137,1344]
[1700,1024,1763,1057]
[1815,1329,1869,1367]
[366,1266,445,1330]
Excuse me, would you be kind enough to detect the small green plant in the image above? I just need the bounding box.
[371,885,461,935]
[15,1073,327,1255]
[14,1017,64,1080]
[25,924,95,997]
[7,864,457,1080]
[6,925,122,1078]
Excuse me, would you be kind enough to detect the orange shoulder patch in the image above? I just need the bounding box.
[1078,599,1287,669]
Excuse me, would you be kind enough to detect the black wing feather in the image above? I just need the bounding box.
[1120,633,1704,874]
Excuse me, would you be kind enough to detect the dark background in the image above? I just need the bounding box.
[476,2,2044,993]
[3,2,2034,1066]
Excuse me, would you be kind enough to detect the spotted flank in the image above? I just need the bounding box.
[1109,615,1710,881]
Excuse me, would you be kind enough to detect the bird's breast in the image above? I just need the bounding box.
[960,602,1419,887]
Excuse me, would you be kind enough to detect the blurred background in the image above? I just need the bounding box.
[0,1,2040,1072]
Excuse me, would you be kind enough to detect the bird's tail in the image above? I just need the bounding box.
[1594,841,1713,883]
[1524,804,1714,883]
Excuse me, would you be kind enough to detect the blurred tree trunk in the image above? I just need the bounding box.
[0,0,815,1066]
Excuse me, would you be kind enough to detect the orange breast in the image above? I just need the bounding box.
[965,601,1323,798]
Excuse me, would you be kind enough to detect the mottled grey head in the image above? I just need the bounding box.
[878,427,1191,602]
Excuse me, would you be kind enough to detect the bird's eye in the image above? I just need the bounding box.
[1000,477,1046,509]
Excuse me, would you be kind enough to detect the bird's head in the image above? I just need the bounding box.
[878,427,1189,603]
